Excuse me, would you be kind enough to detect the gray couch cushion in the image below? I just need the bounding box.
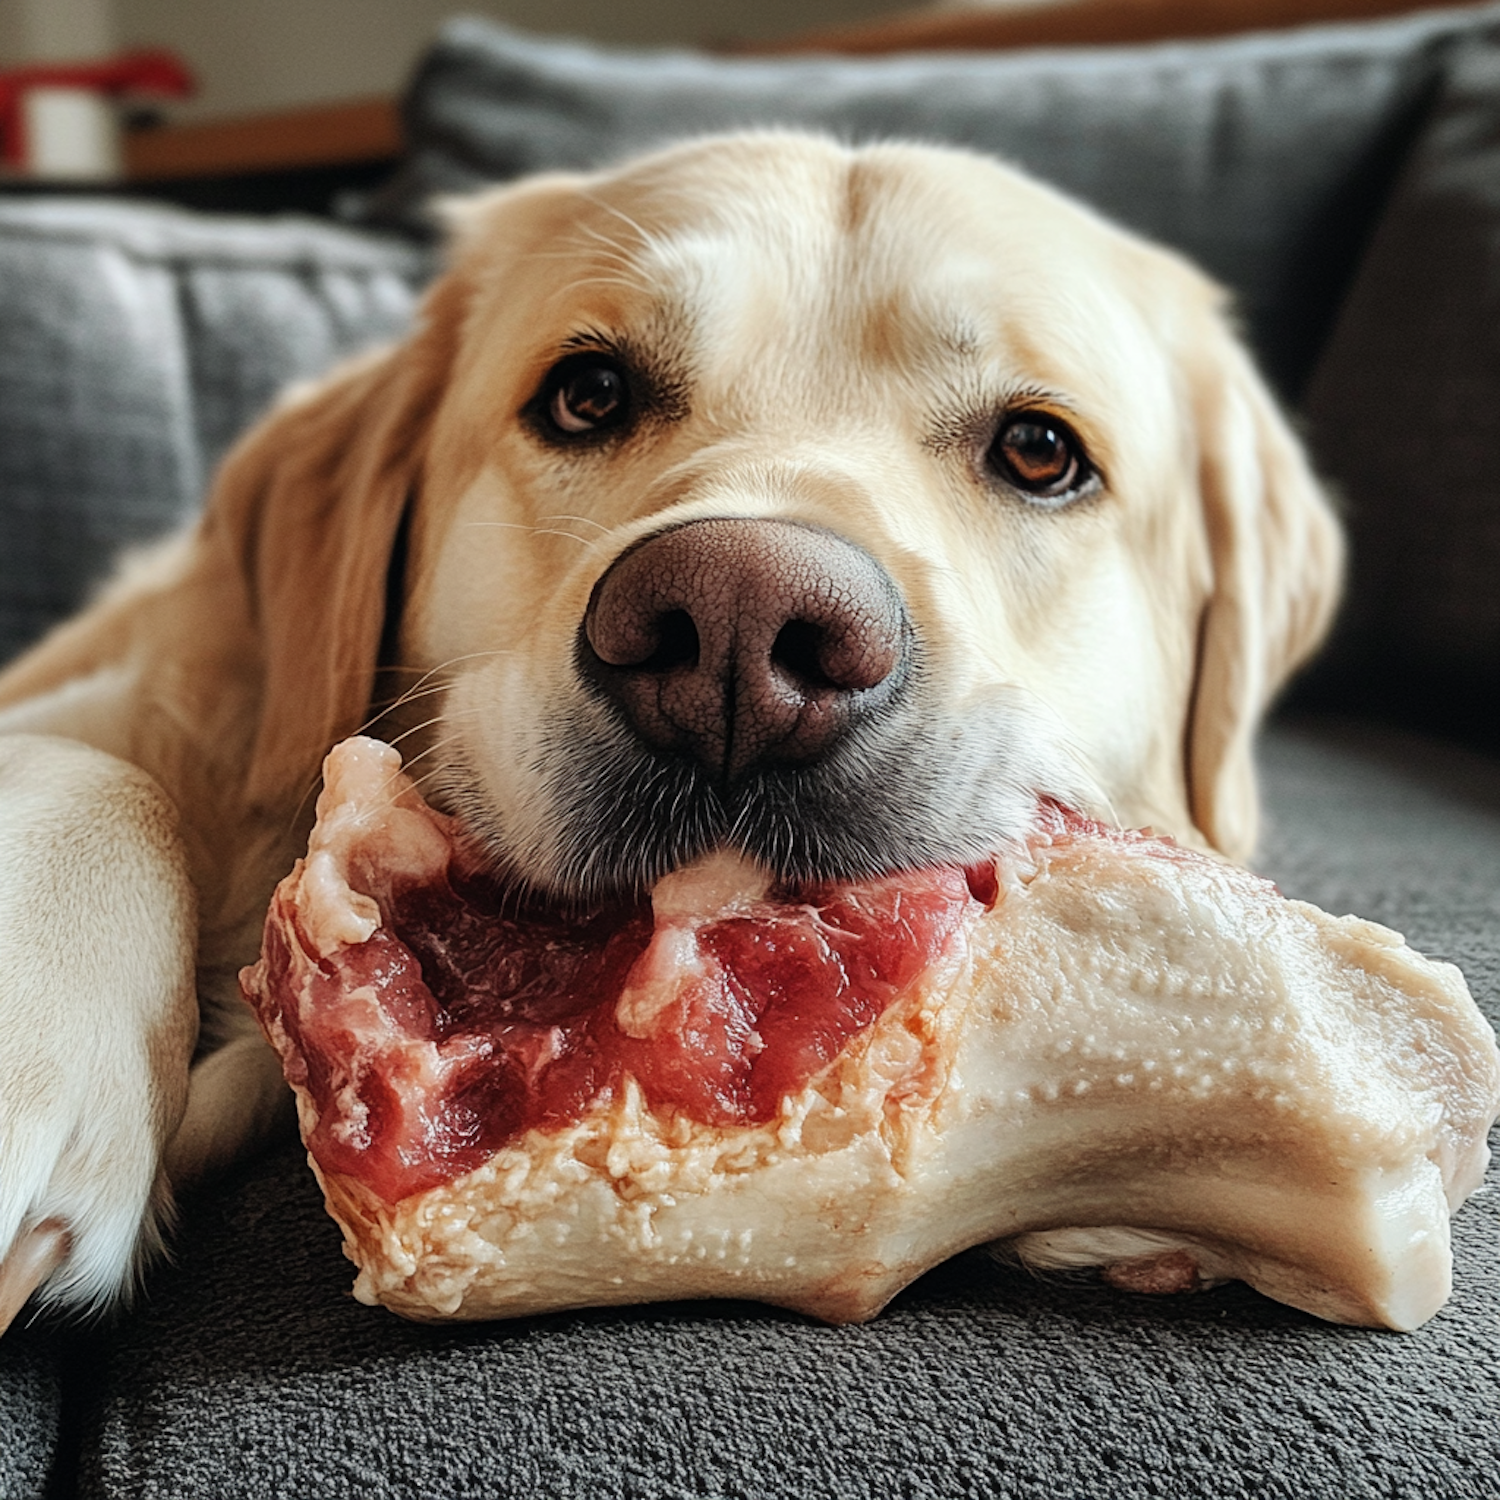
[72,718,1500,1500]
[0,1326,62,1500]
[365,6,1500,398]
[0,201,427,669]
[1301,34,1500,749]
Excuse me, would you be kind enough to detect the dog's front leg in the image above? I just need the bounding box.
[0,734,197,1330]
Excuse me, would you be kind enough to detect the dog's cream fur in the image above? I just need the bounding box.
[0,134,1341,1321]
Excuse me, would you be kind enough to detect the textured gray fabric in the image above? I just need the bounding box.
[0,1326,61,1500]
[1302,35,1500,748]
[73,718,1500,1500]
[365,6,1500,396]
[0,201,427,668]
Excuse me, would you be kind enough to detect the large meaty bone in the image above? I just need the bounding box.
[242,737,1500,1331]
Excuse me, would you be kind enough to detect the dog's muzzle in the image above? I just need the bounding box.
[501,515,1056,901]
[578,518,912,788]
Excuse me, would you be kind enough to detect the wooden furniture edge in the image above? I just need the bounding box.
[744,0,1492,55]
[124,96,400,181]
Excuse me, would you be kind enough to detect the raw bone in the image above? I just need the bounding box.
[243,737,1500,1330]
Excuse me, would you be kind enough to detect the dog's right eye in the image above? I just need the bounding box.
[538,355,632,438]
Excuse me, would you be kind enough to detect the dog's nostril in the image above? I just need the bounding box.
[639,610,699,673]
[778,614,904,696]
[586,598,698,672]
[772,619,837,691]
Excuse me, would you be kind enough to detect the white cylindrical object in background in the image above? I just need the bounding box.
[21,87,122,178]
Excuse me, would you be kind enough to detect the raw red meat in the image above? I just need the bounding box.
[244,737,977,1203]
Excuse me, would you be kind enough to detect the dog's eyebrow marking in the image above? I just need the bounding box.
[561,274,659,299]
[572,191,656,253]
[938,322,984,360]
[522,242,640,270]
[513,237,650,295]
[570,217,651,262]
[521,242,657,302]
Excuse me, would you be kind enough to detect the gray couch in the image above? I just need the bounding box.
[3,10,1499,1497]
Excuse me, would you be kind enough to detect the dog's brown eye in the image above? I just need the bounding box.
[989,415,1087,499]
[543,355,630,437]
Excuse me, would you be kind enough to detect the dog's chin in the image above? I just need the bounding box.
[430,685,1102,907]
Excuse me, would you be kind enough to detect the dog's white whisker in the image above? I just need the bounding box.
[372,729,474,808]
[571,205,653,255]
[460,520,600,553]
[365,681,455,716]
[581,269,656,296]
[383,714,450,752]
[533,527,602,551]
[538,511,610,534]
[358,682,455,730]
[330,701,491,827]
[349,651,510,750]
[523,244,639,272]
[371,651,510,718]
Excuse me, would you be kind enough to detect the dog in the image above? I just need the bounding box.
[0,132,1342,1328]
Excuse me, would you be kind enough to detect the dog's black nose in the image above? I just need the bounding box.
[580,518,911,784]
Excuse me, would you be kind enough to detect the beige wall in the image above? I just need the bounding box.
[105,0,906,123]
[0,0,115,64]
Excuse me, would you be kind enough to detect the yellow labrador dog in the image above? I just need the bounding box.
[0,132,1341,1327]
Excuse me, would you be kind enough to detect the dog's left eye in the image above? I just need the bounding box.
[988,414,1090,501]
[541,354,632,437]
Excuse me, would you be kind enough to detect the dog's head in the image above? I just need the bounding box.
[221,134,1340,895]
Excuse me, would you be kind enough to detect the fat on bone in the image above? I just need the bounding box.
[244,736,1500,1331]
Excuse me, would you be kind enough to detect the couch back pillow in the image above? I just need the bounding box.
[1302,31,1500,746]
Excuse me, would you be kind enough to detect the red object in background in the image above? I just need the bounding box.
[0,49,194,169]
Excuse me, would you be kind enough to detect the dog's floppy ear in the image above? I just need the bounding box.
[1185,316,1343,862]
[202,275,464,814]
[201,173,594,818]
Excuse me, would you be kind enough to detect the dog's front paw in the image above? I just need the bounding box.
[0,736,197,1326]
